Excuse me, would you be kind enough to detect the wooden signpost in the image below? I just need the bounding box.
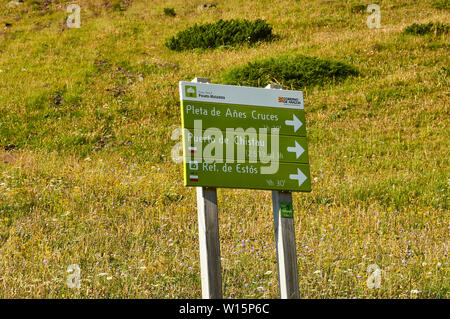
[179,78,311,299]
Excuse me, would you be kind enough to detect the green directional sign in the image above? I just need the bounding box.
[183,128,309,164]
[179,81,312,192]
[183,160,311,192]
[182,101,307,137]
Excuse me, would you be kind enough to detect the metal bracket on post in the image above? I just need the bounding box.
[193,77,223,299]
[266,83,300,299]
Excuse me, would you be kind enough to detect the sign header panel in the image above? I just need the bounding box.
[179,81,304,109]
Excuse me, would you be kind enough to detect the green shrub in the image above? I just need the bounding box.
[165,19,273,51]
[164,8,176,17]
[351,4,366,13]
[403,22,449,35]
[221,55,359,89]
[431,0,450,10]
[111,0,133,12]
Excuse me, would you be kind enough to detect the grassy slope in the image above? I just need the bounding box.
[0,0,448,298]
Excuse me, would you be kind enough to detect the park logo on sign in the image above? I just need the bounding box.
[185,86,197,98]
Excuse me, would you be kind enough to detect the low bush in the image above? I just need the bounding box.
[111,0,133,12]
[164,8,176,17]
[431,0,450,10]
[165,19,273,51]
[403,22,449,35]
[351,4,366,13]
[221,55,359,89]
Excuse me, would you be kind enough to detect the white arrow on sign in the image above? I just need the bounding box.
[289,168,307,187]
[285,114,303,132]
[287,140,305,159]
